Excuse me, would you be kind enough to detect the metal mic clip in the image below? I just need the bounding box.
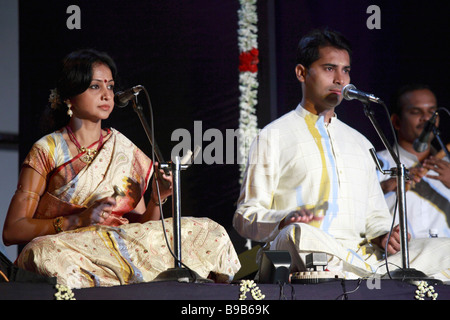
[114,85,144,108]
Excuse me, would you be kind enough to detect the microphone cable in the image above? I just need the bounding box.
[138,86,199,282]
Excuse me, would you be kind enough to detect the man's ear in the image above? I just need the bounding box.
[295,64,307,82]
[391,113,401,131]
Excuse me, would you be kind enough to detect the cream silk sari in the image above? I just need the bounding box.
[17,128,240,288]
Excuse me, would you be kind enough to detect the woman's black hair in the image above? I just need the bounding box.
[40,49,118,134]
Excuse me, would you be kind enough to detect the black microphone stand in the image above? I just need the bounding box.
[129,90,211,283]
[433,124,450,160]
[362,100,438,284]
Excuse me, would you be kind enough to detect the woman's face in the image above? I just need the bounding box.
[69,63,115,122]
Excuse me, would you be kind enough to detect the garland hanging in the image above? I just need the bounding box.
[238,0,259,183]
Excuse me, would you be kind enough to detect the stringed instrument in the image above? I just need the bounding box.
[406,143,450,190]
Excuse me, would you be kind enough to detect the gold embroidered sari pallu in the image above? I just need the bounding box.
[17,128,241,288]
[30,128,151,226]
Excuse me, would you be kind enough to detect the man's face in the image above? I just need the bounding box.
[297,46,351,113]
[394,89,438,144]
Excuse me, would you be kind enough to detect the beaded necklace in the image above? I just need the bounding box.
[66,126,104,164]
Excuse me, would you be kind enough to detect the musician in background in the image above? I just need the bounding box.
[377,84,450,238]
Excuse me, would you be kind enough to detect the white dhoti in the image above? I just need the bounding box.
[271,223,450,281]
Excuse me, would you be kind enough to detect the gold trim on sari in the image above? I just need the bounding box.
[24,128,153,226]
[18,128,241,287]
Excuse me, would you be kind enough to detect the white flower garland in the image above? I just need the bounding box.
[415,281,438,300]
[54,284,76,300]
[238,0,259,183]
[239,279,265,300]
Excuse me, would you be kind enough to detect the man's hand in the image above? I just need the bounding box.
[372,225,411,255]
[380,177,397,194]
[380,167,427,194]
[423,156,450,188]
[279,209,323,229]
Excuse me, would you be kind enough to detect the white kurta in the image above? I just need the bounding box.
[377,144,450,238]
[233,104,450,280]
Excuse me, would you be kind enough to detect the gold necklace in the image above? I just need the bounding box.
[66,126,104,164]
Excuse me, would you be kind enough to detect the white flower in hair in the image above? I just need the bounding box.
[48,88,61,109]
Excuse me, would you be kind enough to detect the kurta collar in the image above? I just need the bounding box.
[294,103,338,126]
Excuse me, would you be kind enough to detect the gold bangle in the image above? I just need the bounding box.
[53,216,64,233]
[15,186,40,201]
[152,197,168,206]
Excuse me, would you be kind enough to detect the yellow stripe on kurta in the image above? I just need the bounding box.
[346,247,374,272]
[304,113,330,228]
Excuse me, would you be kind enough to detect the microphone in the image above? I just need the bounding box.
[413,111,438,152]
[114,85,144,108]
[342,84,383,104]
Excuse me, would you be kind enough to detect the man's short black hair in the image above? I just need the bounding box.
[391,84,433,117]
[296,28,352,68]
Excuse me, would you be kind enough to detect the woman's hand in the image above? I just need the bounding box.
[129,163,174,223]
[151,162,173,204]
[76,197,117,227]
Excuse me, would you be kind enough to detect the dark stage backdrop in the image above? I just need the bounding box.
[19,1,450,253]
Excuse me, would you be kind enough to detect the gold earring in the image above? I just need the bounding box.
[66,101,73,117]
